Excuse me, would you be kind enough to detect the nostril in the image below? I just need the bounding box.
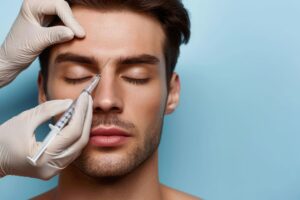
[94,106,121,114]
[111,106,121,112]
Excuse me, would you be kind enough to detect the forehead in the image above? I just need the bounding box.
[49,5,166,64]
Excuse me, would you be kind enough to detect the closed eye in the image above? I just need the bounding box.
[64,76,92,84]
[122,77,150,85]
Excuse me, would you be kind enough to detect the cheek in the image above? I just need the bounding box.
[125,80,167,133]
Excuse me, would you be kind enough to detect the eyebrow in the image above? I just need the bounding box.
[54,53,98,65]
[118,54,160,65]
[54,53,160,67]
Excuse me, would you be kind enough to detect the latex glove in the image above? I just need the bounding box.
[0,92,93,180]
[0,0,85,87]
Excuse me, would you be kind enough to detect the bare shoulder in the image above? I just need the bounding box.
[160,184,202,200]
[30,188,56,200]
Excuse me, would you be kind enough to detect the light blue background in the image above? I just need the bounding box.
[1,0,300,199]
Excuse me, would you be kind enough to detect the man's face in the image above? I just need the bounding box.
[38,5,180,177]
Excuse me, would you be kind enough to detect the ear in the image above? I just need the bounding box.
[38,72,47,104]
[164,73,180,115]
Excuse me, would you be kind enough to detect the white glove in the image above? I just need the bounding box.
[0,92,93,180]
[0,0,85,87]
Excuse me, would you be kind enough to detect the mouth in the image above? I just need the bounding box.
[89,126,131,147]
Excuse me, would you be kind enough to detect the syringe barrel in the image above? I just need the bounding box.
[54,101,76,130]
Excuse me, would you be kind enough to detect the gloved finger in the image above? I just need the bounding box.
[39,0,85,38]
[46,92,89,153]
[54,95,93,160]
[44,147,81,170]
[39,25,74,49]
[28,99,73,132]
[35,164,61,180]
[55,0,85,38]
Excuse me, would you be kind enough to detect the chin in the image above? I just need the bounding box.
[73,145,147,178]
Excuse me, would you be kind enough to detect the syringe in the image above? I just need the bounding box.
[27,74,100,166]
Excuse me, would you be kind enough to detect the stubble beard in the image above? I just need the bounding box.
[72,115,164,179]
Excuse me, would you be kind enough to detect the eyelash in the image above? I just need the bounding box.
[64,77,91,84]
[123,77,150,85]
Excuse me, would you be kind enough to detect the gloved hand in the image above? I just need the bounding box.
[0,92,93,180]
[0,0,85,87]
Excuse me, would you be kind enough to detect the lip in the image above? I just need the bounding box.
[89,127,131,147]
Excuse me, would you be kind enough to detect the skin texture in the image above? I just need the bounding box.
[35,5,200,200]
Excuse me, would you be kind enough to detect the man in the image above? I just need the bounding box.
[35,0,199,199]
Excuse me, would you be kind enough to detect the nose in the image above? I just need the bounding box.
[91,73,123,114]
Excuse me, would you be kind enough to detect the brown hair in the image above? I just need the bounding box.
[39,0,191,90]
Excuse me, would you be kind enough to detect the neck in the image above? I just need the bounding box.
[55,150,162,200]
